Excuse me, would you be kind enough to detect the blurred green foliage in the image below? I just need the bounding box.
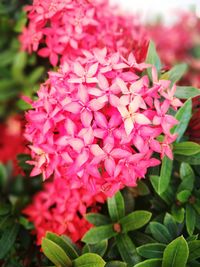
[0,0,46,119]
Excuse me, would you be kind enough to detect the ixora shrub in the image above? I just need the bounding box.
[1,0,200,266]
[23,39,200,266]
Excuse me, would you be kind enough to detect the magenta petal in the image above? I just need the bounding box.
[104,157,115,176]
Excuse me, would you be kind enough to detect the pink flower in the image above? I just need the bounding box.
[24,48,181,197]
[20,0,149,66]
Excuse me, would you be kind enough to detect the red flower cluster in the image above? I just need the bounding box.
[23,177,105,245]
[0,115,27,175]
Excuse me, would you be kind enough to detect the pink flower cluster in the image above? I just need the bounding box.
[20,0,148,66]
[25,48,182,197]
[23,177,105,245]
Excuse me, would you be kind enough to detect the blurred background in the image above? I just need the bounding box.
[111,0,200,23]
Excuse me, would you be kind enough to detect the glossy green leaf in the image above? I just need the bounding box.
[42,238,72,267]
[105,261,127,267]
[163,63,188,84]
[188,240,200,261]
[175,153,200,165]
[171,98,192,142]
[173,142,200,156]
[46,232,79,260]
[179,163,195,192]
[119,211,152,233]
[186,204,196,236]
[134,258,162,267]
[163,213,178,239]
[137,243,166,259]
[0,223,19,259]
[82,240,108,257]
[136,180,150,196]
[73,253,105,267]
[82,225,116,244]
[158,156,173,194]
[107,191,125,222]
[149,222,172,243]
[175,86,200,99]
[177,190,191,203]
[85,213,111,226]
[146,40,162,79]
[116,234,140,265]
[171,205,185,223]
[162,236,189,267]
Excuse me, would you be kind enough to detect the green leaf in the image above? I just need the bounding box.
[82,240,108,257]
[28,66,44,84]
[171,98,192,142]
[188,240,200,261]
[179,163,195,192]
[175,153,200,165]
[149,222,172,243]
[85,213,111,226]
[134,258,162,267]
[107,191,125,222]
[171,205,185,223]
[175,86,200,99]
[162,236,189,267]
[0,204,11,216]
[0,163,7,187]
[136,180,150,196]
[137,243,166,259]
[163,213,178,239]
[146,40,162,79]
[0,223,19,259]
[163,63,188,84]
[177,190,191,203]
[73,253,105,267]
[42,238,72,267]
[82,225,116,244]
[116,234,141,265]
[119,211,152,233]
[105,261,127,267]
[158,156,173,194]
[186,204,196,236]
[150,175,173,204]
[180,163,195,181]
[173,142,200,156]
[46,232,79,260]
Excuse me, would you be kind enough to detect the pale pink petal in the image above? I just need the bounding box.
[78,84,88,104]
[129,96,142,113]
[89,97,107,111]
[87,63,99,77]
[74,62,85,77]
[64,102,81,113]
[90,144,105,157]
[65,118,77,136]
[135,114,151,125]
[68,138,84,153]
[98,73,109,89]
[81,109,93,128]
[117,106,129,118]
[94,112,107,128]
[124,117,134,135]
[116,78,129,94]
